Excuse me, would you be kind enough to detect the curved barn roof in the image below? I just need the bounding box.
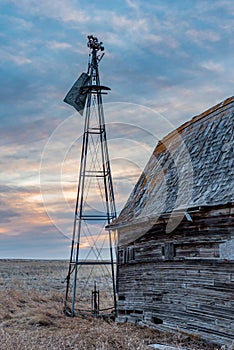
[111,96,234,229]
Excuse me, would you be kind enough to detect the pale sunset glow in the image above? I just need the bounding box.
[0,0,233,259]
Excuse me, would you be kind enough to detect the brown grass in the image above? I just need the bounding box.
[0,260,231,350]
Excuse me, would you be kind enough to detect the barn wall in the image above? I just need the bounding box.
[117,206,234,345]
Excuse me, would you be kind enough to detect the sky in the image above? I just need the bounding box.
[0,0,233,259]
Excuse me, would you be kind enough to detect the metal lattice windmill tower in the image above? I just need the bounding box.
[63,35,117,317]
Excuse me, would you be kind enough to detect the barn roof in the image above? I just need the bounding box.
[109,96,234,230]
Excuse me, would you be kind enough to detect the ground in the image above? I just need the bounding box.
[0,260,230,350]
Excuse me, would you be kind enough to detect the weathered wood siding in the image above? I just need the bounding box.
[117,205,234,345]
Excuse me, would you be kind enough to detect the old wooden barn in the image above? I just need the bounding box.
[108,96,234,345]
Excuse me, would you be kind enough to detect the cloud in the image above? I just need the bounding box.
[4,0,90,23]
[112,14,148,35]
[186,29,220,46]
[46,41,72,50]
[200,60,224,73]
[0,48,32,65]
[0,183,53,238]
[126,0,140,12]
[0,209,20,223]
[5,14,33,29]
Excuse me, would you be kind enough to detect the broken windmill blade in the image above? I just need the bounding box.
[63,35,117,318]
[64,72,91,116]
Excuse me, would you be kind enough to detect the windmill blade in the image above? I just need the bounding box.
[64,72,91,116]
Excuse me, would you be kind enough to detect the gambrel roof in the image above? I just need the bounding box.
[110,96,234,229]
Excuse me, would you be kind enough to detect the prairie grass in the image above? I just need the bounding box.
[0,260,230,350]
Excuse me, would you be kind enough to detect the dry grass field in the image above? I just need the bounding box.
[0,259,230,350]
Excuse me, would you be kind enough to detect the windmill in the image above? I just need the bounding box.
[63,35,117,317]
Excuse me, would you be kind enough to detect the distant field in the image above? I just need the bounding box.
[0,260,224,350]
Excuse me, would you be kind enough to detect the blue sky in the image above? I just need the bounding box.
[0,0,233,259]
